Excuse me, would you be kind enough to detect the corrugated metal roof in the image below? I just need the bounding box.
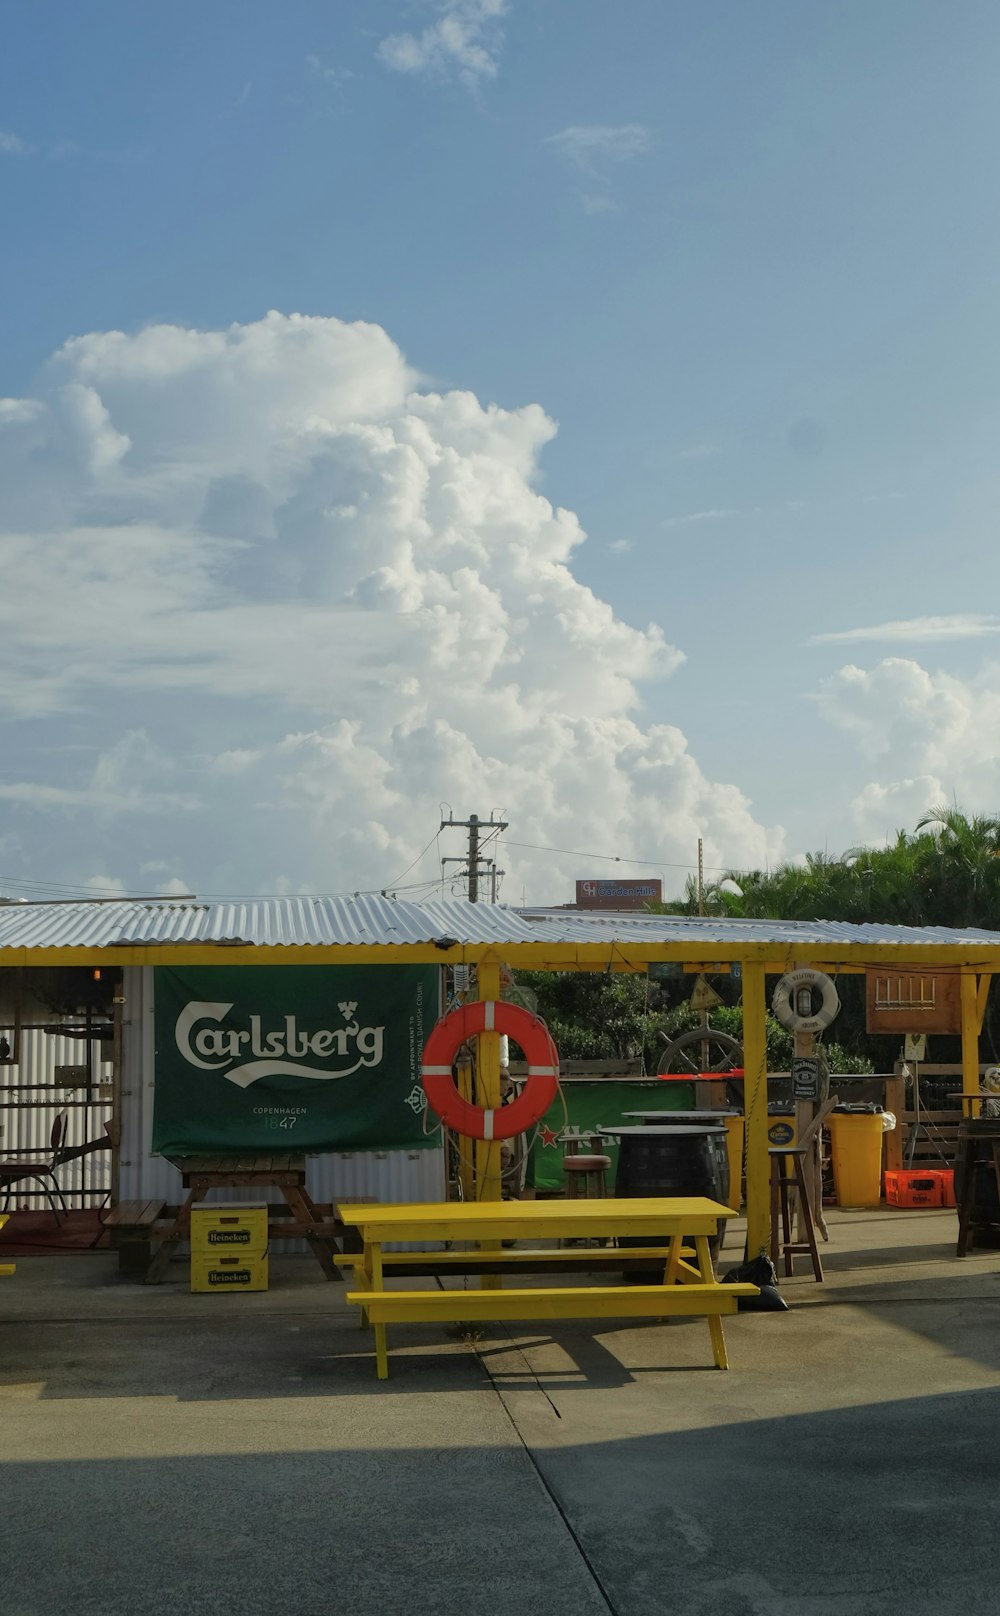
[1,894,1000,952]
[516,910,1000,948]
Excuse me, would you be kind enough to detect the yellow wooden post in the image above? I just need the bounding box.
[961,973,981,1119]
[742,959,770,1257]
[475,959,503,1202]
[977,973,992,1035]
[456,1054,475,1201]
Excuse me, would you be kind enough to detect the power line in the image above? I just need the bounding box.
[498,838,733,873]
[390,830,442,887]
[0,873,166,901]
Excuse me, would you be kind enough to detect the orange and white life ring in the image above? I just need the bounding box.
[421,1000,559,1141]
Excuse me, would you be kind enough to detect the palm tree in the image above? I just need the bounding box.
[915,806,1000,927]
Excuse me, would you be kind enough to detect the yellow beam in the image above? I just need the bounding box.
[961,973,981,1119]
[742,960,770,1258]
[3,940,1000,971]
[455,1055,475,1202]
[763,963,867,975]
[475,960,503,1205]
[977,973,993,1036]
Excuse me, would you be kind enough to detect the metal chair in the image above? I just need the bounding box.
[0,1110,70,1225]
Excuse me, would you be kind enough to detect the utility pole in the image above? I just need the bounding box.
[440,811,508,903]
[468,813,480,903]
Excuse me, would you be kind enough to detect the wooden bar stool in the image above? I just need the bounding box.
[562,1151,612,1247]
[563,1152,611,1199]
[769,1147,823,1282]
[956,1120,1000,1256]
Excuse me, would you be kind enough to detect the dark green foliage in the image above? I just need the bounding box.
[514,969,668,1069]
[671,807,1000,931]
[662,806,1000,1062]
[522,807,1000,1071]
[515,972,873,1074]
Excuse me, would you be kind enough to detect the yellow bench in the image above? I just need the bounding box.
[338,1197,751,1379]
[0,1211,13,1277]
[349,1280,757,1365]
[334,1244,691,1271]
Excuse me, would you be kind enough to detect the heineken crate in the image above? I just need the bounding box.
[191,1251,269,1293]
[190,1203,268,1255]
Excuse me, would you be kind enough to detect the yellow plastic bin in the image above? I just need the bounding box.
[722,1116,745,1207]
[828,1111,884,1206]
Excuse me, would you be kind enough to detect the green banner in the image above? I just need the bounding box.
[152,965,439,1155]
[528,1080,695,1192]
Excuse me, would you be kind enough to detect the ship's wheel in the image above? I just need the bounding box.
[657,1022,743,1103]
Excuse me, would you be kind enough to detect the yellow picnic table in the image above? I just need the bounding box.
[0,1212,14,1278]
[339,1196,755,1379]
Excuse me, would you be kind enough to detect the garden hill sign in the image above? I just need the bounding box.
[575,878,663,910]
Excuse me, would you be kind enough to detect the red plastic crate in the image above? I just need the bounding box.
[928,1168,956,1208]
[884,1169,945,1209]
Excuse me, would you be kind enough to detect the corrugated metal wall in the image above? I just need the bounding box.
[0,1027,113,1210]
[118,968,446,1229]
[1,966,446,1222]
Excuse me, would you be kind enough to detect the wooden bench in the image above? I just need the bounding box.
[347,1282,758,1370]
[146,1156,351,1283]
[103,1200,167,1277]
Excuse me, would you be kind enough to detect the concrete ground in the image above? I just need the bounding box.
[3,1209,1000,1615]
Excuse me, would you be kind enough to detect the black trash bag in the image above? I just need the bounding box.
[722,1252,789,1312]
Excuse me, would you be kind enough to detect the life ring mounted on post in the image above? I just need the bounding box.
[421,1000,559,1141]
[771,968,840,1033]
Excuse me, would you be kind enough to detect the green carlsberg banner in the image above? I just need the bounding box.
[152,965,439,1154]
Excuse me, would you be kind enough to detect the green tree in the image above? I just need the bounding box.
[514,970,671,1070]
[524,809,1000,1072]
[514,971,871,1074]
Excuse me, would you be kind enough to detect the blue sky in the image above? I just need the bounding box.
[2,1,1000,903]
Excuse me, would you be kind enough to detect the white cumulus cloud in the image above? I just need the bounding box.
[377,0,506,85]
[815,656,1000,839]
[0,310,783,901]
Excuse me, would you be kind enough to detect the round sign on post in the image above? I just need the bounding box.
[771,968,840,1033]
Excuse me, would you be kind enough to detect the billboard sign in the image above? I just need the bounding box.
[575,878,662,910]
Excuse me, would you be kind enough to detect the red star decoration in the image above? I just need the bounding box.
[541,1127,559,1148]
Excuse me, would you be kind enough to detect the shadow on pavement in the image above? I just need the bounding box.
[519,1385,1000,1616]
[0,1442,604,1616]
[5,1382,1000,1615]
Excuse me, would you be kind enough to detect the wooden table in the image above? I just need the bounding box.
[144,1153,343,1283]
[339,1197,755,1379]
